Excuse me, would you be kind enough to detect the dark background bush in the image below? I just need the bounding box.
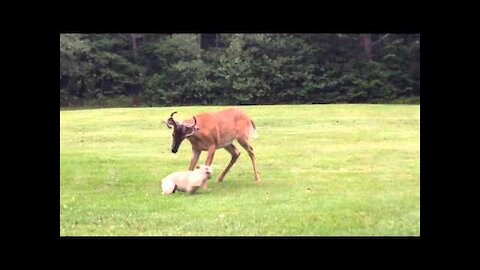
[60,33,420,107]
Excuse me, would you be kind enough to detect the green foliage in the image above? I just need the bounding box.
[142,34,220,105]
[60,33,420,106]
[60,34,95,105]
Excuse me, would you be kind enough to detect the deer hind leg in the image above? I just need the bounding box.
[217,144,241,182]
[237,138,260,183]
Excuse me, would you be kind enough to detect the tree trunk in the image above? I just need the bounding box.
[131,34,145,61]
[131,34,137,61]
[361,34,372,61]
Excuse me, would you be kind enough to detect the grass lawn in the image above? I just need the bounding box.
[60,104,420,236]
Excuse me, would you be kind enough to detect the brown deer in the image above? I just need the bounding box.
[164,107,260,184]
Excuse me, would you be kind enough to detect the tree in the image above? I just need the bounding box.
[60,33,420,106]
[60,34,95,105]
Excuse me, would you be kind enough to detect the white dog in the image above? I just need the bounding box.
[161,165,213,195]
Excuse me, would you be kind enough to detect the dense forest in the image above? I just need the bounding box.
[60,33,420,107]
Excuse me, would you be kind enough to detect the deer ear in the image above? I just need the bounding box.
[162,120,169,129]
[165,118,177,129]
[185,126,197,137]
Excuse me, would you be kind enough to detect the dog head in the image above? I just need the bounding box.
[195,165,213,177]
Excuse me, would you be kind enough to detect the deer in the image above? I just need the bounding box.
[163,107,260,184]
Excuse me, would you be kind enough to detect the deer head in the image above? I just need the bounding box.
[165,111,199,153]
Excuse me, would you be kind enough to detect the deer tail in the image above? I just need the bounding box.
[249,120,259,139]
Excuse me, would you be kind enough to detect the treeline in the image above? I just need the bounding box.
[60,33,420,107]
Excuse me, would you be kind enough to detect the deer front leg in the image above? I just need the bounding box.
[188,148,201,171]
[202,146,217,189]
[205,145,217,166]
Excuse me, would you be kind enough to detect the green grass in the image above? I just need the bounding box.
[60,104,420,236]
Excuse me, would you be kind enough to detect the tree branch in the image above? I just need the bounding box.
[371,34,390,47]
